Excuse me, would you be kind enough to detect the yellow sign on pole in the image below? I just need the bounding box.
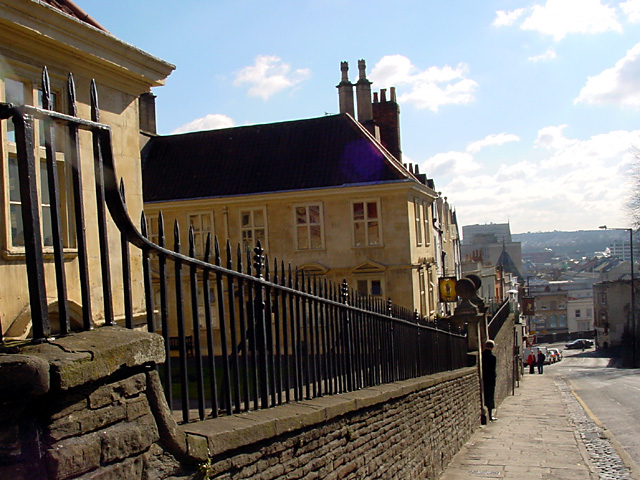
[439,277,457,302]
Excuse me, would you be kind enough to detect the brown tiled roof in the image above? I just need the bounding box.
[142,114,413,203]
[41,0,108,31]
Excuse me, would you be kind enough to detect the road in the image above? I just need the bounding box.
[545,345,640,470]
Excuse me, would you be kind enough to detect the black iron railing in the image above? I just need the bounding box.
[0,68,467,423]
[488,298,511,340]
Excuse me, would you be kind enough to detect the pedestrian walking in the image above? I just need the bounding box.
[527,351,536,374]
[482,340,497,421]
[537,349,546,374]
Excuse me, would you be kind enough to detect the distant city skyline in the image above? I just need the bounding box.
[75,0,640,234]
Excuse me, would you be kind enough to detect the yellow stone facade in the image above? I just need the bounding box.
[144,171,460,342]
[0,0,174,338]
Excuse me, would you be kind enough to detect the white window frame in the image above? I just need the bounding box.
[240,207,268,252]
[423,201,431,246]
[188,211,214,256]
[356,277,384,298]
[293,202,325,250]
[351,199,382,247]
[2,76,74,255]
[414,199,423,246]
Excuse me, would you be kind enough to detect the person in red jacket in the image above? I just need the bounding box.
[527,352,536,374]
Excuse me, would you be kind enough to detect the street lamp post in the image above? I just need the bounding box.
[600,225,636,367]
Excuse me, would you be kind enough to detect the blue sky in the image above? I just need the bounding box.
[77,0,640,234]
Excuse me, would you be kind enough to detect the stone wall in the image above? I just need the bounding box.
[182,368,480,480]
[0,327,482,480]
[492,314,516,410]
[0,327,188,480]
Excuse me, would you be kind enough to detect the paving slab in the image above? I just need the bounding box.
[439,372,597,480]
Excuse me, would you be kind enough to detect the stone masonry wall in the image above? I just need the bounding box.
[492,315,516,410]
[183,368,481,480]
[0,327,187,480]
[0,327,482,480]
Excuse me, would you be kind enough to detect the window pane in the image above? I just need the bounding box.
[297,226,309,249]
[371,280,382,296]
[296,206,307,224]
[6,79,25,143]
[354,222,365,246]
[254,209,264,227]
[9,156,21,203]
[368,221,379,245]
[202,214,211,232]
[255,228,265,245]
[10,204,24,247]
[308,205,320,223]
[367,202,378,219]
[353,202,364,220]
[40,162,51,205]
[42,206,53,246]
[241,212,251,227]
[310,225,321,249]
[189,215,200,231]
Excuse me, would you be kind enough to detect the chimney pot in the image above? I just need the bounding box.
[380,88,387,102]
[373,92,379,103]
[355,59,373,124]
[337,61,355,117]
[390,87,397,102]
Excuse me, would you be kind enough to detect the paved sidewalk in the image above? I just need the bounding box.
[439,372,597,480]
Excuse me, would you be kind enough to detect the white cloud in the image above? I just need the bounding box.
[493,9,526,27]
[534,124,576,150]
[467,133,520,154]
[234,55,311,100]
[520,0,621,41]
[575,42,640,107]
[425,128,640,233]
[529,48,557,62]
[621,0,640,23]
[423,151,482,177]
[369,55,478,112]
[172,114,235,134]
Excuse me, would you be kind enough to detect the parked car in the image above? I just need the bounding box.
[548,348,561,363]
[565,339,593,349]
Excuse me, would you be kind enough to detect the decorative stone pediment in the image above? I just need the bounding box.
[352,260,386,274]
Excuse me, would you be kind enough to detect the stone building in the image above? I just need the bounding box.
[141,61,461,341]
[0,0,174,338]
[593,279,637,348]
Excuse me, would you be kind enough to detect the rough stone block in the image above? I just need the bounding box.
[99,418,158,464]
[73,453,145,480]
[48,403,127,442]
[22,327,164,391]
[125,395,151,422]
[46,432,102,480]
[88,373,147,410]
[0,354,50,401]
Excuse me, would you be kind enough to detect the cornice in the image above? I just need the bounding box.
[0,0,175,93]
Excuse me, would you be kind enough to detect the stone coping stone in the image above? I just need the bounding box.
[1,327,164,393]
[180,367,476,460]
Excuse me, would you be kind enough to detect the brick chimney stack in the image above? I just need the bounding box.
[336,61,355,117]
[372,86,402,161]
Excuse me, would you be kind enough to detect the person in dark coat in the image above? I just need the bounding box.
[482,340,497,421]
[537,349,546,374]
